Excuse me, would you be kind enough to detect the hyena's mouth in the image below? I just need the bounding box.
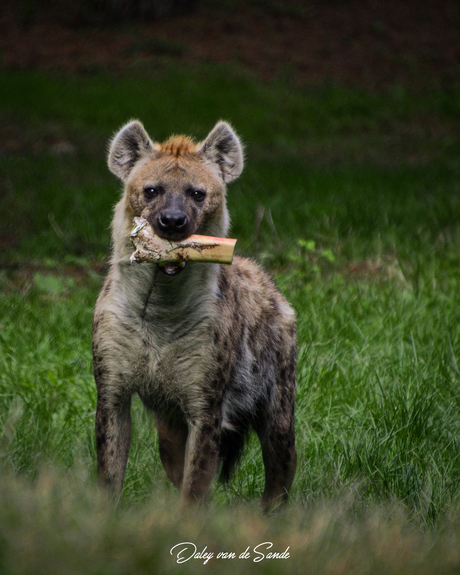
[157,261,187,276]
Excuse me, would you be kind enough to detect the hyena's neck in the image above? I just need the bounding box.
[109,207,219,333]
[113,259,219,326]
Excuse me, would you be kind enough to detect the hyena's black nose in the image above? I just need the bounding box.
[158,210,188,233]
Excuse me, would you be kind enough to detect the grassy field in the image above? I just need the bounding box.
[1,64,460,573]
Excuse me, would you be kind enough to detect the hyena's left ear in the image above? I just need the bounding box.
[199,122,244,183]
[108,120,154,182]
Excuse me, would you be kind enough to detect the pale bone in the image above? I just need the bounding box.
[129,217,237,264]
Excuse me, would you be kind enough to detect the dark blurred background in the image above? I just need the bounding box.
[1,0,458,92]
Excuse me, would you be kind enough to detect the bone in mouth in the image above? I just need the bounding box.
[129,217,237,265]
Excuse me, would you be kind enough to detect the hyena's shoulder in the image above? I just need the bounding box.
[216,255,296,336]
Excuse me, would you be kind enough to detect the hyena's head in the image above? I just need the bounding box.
[108,120,243,242]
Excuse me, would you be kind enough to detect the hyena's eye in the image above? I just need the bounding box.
[144,186,160,199]
[188,188,206,202]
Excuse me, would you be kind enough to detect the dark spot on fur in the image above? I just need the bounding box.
[232,385,245,397]
[202,424,214,436]
[103,278,112,295]
[94,366,104,380]
[280,396,288,413]
[218,272,229,293]
[96,438,105,449]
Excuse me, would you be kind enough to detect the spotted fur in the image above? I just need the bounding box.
[93,120,297,512]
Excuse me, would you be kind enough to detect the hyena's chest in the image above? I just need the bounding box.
[101,289,218,408]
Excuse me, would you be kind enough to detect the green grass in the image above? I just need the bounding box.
[1,64,460,572]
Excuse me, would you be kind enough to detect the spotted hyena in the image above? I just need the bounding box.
[92,120,297,512]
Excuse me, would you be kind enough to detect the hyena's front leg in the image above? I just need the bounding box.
[95,393,132,497]
[180,419,221,508]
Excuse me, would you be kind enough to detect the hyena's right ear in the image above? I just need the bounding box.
[108,120,154,182]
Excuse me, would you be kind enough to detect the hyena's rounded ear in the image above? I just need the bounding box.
[199,122,244,183]
[108,120,154,182]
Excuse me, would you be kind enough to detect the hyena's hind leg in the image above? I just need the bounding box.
[257,406,297,513]
[155,416,188,490]
[256,356,297,514]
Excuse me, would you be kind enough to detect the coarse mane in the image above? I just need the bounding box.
[159,135,198,158]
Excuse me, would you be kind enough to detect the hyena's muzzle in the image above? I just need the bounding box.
[147,192,192,275]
